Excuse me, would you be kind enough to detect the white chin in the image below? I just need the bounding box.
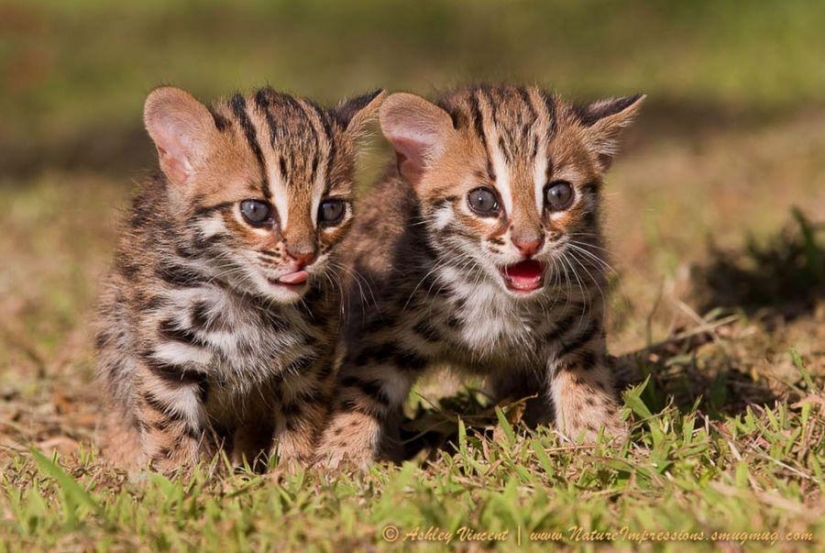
[249,273,309,304]
[263,284,307,304]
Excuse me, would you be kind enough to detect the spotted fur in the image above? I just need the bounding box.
[96,85,383,473]
[316,85,643,467]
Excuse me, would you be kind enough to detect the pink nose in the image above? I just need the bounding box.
[513,237,543,257]
[286,248,317,268]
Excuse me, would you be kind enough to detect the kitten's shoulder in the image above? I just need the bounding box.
[344,165,421,271]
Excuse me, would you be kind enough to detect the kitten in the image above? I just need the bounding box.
[96,85,383,473]
[316,85,643,467]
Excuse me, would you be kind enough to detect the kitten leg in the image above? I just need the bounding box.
[549,322,626,442]
[135,363,211,474]
[270,362,334,466]
[99,407,146,471]
[487,369,554,428]
[316,357,420,469]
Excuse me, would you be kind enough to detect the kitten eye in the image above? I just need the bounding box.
[319,199,346,224]
[544,181,574,211]
[240,199,273,226]
[467,187,500,216]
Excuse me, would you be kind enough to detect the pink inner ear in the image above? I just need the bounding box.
[157,146,191,185]
[153,123,195,185]
[388,135,431,186]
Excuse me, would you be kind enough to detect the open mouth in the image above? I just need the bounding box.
[499,259,545,293]
[268,270,310,289]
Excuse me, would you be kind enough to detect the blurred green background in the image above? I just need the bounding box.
[2,0,825,176]
[1,0,824,369]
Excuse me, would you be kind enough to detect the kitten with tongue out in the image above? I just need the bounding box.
[317,85,645,469]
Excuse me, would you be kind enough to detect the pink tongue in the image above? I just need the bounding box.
[278,270,309,285]
[503,259,544,289]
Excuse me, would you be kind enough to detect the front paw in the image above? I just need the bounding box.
[314,411,381,470]
[271,438,315,470]
[562,416,628,444]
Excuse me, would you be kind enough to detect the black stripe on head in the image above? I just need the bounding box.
[435,100,465,130]
[469,90,497,181]
[208,106,230,132]
[517,86,537,122]
[230,93,271,199]
[254,87,281,151]
[278,155,289,182]
[306,100,337,194]
[309,154,319,183]
[518,86,540,159]
[469,89,489,152]
[483,87,499,129]
[545,157,555,183]
[540,91,558,137]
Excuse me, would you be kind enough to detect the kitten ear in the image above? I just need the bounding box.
[575,94,645,170]
[144,86,217,186]
[333,89,386,134]
[379,93,455,185]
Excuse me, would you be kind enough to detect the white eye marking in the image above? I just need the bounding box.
[489,137,512,216]
[533,141,548,214]
[271,186,290,230]
[433,204,453,230]
[264,159,289,229]
[198,216,228,238]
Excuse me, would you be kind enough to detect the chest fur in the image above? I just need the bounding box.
[414,265,551,366]
[141,283,323,390]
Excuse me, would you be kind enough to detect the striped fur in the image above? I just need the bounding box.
[96,86,383,473]
[317,85,643,467]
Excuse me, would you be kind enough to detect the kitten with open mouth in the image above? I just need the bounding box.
[317,85,644,468]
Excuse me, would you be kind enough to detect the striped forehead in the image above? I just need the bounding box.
[219,89,341,227]
[442,86,555,157]
[442,86,557,215]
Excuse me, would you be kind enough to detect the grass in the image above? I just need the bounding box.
[1,374,823,551]
[2,0,825,551]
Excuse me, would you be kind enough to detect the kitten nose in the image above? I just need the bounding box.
[285,246,317,268]
[513,237,543,257]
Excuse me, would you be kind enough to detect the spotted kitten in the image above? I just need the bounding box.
[317,85,644,467]
[96,85,383,473]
